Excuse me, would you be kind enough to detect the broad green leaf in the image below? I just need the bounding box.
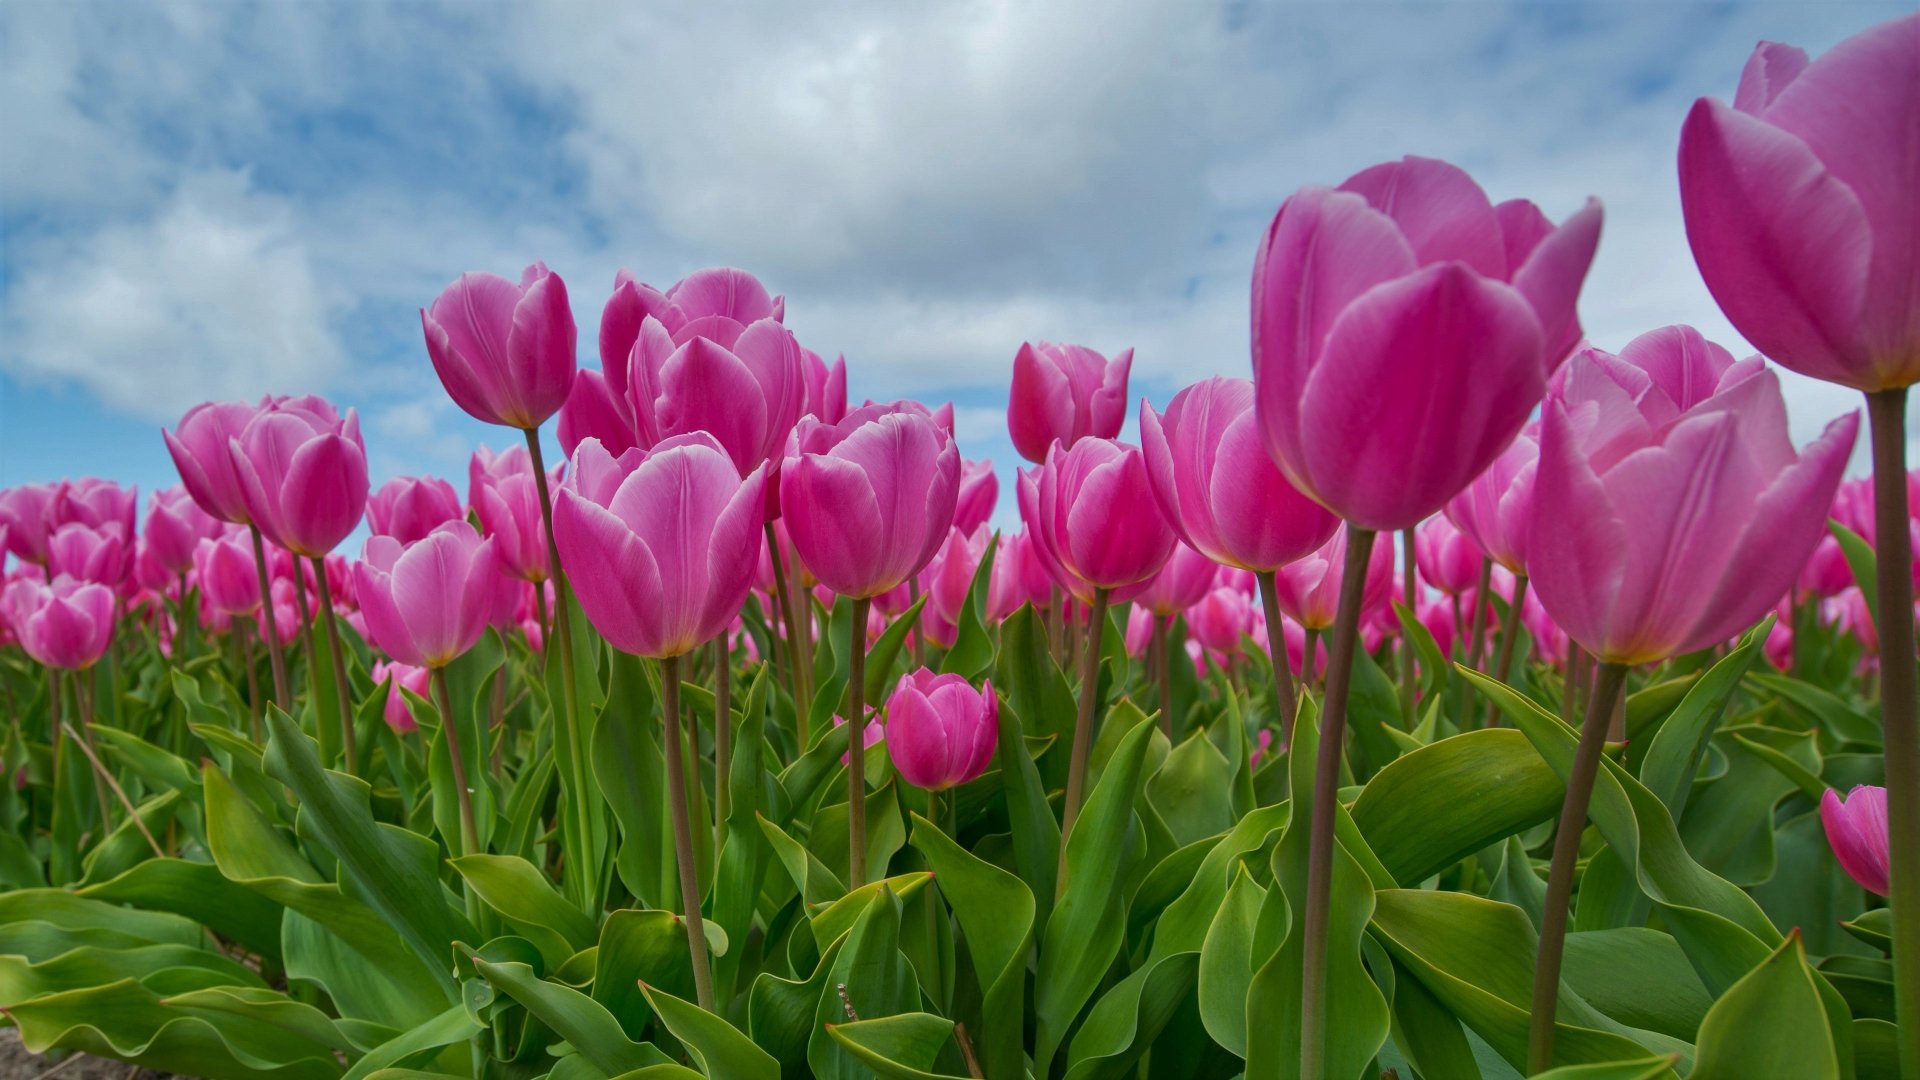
[910,813,1033,1080]
[341,1004,482,1080]
[1690,933,1838,1080]
[1637,620,1767,816]
[79,857,284,964]
[940,535,1000,680]
[809,886,917,1080]
[594,909,700,1042]
[1351,729,1562,885]
[826,1013,968,1079]
[451,854,597,968]
[1197,863,1266,1057]
[471,955,659,1076]
[640,981,780,1080]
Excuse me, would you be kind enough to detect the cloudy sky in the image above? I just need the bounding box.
[1,0,1906,526]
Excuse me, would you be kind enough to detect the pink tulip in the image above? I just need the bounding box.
[599,267,784,405]
[1253,156,1602,531]
[557,370,640,459]
[1797,534,1855,600]
[144,486,220,574]
[780,403,959,600]
[1188,586,1255,662]
[1020,438,1176,602]
[925,525,991,633]
[1443,430,1538,575]
[1821,785,1892,895]
[353,523,503,669]
[555,435,766,658]
[1414,516,1483,597]
[1,576,116,670]
[164,402,260,525]
[885,668,998,791]
[1529,327,1857,664]
[1120,541,1217,617]
[802,348,848,425]
[1125,605,1155,655]
[1270,524,1395,631]
[46,522,127,587]
[0,484,60,566]
[373,660,432,734]
[231,400,369,559]
[1764,618,1795,671]
[954,459,1000,535]
[986,530,1040,621]
[366,476,464,545]
[194,532,262,616]
[622,313,806,480]
[1008,341,1132,464]
[832,711,885,762]
[421,262,578,429]
[1679,15,1920,391]
[470,446,558,583]
[1216,565,1257,595]
[56,479,138,539]
[1141,377,1340,571]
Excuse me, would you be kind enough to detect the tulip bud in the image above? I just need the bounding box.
[885,668,998,791]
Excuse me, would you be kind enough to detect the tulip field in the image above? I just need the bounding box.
[1,14,1915,1080]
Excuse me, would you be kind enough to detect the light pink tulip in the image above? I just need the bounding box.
[422,262,578,429]
[623,312,806,479]
[144,486,220,574]
[354,523,504,669]
[1008,341,1132,464]
[0,484,60,566]
[802,348,848,425]
[231,400,369,559]
[780,403,959,600]
[1253,156,1602,531]
[1679,15,1920,391]
[1443,430,1538,575]
[373,660,432,734]
[1119,541,1217,617]
[1141,377,1339,571]
[555,435,766,658]
[1414,516,1483,597]
[1821,784,1891,895]
[1269,524,1395,631]
[366,475,464,545]
[885,668,999,791]
[1529,327,1857,664]
[194,532,262,616]
[1188,586,1255,662]
[557,369,640,459]
[1,576,116,670]
[470,446,558,583]
[1020,438,1176,602]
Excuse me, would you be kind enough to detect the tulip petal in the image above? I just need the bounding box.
[1528,399,1630,660]
[1338,156,1507,277]
[553,489,667,657]
[658,338,769,475]
[1009,342,1076,464]
[283,433,370,557]
[781,452,886,598]
[669,267,777,325]
[1511,198,1602,367]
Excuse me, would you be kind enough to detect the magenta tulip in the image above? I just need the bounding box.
[422,262,578,430]
[1008,341,1132,464]
[599,267,784,402]
[1679,15,1920,391]
[194,532,262,616]
[1188,586,1255,662]
[1,576,116,670]
[1120,542,1217,617]
[1141,377,1340,571]
[1020,438,1176,602]
[802,348,848,425]
[1822,785,1891,896]
[230,400,369,559]
[925,525,992,635]
[954,458,1000,535]
[1253,156,1602,531]
[555,435,766,658]
[1413,516,1483,597]
[885,668,998,791]
[46,523,127,587]
[470,446,558,583]
[373,660,432,734]
[1269,524,1394,631]
[56,479,137,538]
[780,403,959,600]
[0,484,60,566]
[366,475,464,545]
[1530,328,1857,665]
[144,486,220,574]
[1443,430,1538,575]
[557,370,640,459]
[623,312,806,478]
[353,522,503,669]
[164,402,260,525]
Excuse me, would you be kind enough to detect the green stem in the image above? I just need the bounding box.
[310,557,357,775]
[713,635,732,861]
[1299,527,1375,1080]
[1482,573,1529,728]
[1866,388,1919,1079]
[1528,660,1629,1073]
[764,522,811,744]
[1465,556,1493,669]
[661,655,716,1010]
[1153,615,1172,739]
[848,596,873,888]
[249,524,291,708]
[1400,527,1417,721]
[1257,570,1300,745]
[432,666,480,857]
[238,620,263,742]
[1059,586,1112,874]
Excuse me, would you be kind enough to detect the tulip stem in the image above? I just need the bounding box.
[524,427,595,914]
[248,525,291,710]
[1153,615,1173,738]
[1299,526,1375,1080]
[1303,628,1319,689]
[847,596,873,888]
[1482,573,1529,727]
[67,673,115,842]
[431,667,480,858]
[1527,659,1629,1073]
[661,655,716,1011]
[713,636,732,860]
[1059,586,1112,893]
[1465,557,1492,669]
[763,522,810,744]
[1400,528,1417,721]
[238,621,263,742]
[1865,387,1920,1079]
[1256,571,1300,745]
[310,558,357,775]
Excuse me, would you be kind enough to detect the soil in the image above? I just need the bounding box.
[0,1029,172,1079]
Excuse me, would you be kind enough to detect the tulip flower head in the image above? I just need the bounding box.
[231,400,370,559]
[954,458,1000,535]
[422,262,578,429]
[886,669,999,791]
[1008,341,1132,464]
[373,660,433,734]
[1414,515,1484,597]
[164,402,261,525]
[1,576,116,671]
[353,522,504,669]
[1020,438,1177,602]
[144,486,221,574]
[194,532,262,616]
[366,475,464,545]
[1821,784,1891,895]
[1443,431,1538,575]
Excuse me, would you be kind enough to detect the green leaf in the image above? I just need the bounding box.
[1196,862,1267,1057]
[940,534,1000,680]
[1351,729,1562,885]
[640,981,780,1080]
[1530,1057,1679,1080]
[470,954,660,1076]
[865,594,927,703]
[1829,520,1878,627]
[909,813,1033,1080]
[992,699,1060,926]
[451,854,597,968]
[341,1004,482,1080]
[1561,929,1712,1042]
[1690,933,1839,1080]
[78,857,285,964]
[808,886,917,1080]
[825,1013,967,1079]
[1061,951,1201,1080]
[593,909,699,1041]
[1637,621,1767,816]
[748,935,847,1077]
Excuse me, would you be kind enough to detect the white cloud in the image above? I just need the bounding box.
[2,171,351,421]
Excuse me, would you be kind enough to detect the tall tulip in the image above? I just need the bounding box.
[365,476,464,545]
[555,433,766,1010]
[1008,341,1132,464]
[1143,376,1341,734]
[622,313,806,479]
[886,669,998,793]
[1252,155,1601,1080]
[1680,21,1920,1066]
[1523,329,1856,1070]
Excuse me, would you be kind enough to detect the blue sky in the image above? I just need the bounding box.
[1,1,1907,530]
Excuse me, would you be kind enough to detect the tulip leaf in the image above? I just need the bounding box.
[993,698,1061,924]
[865,594,927,703]
[340,1004,483,1080]
[1638,618,1768,817]
[941,534,1000,680]
[450,854,598,968]
[825,1012,968,1079]
[78,856,285,965]
[909,812,1033,1080]
[1351,728,1563,885]
[1828,520,1878,627]
[592,909,699,1040]
[808,885,918,1080]
[1689,933,1839,1080]
[639,981,780,1080]
[1196,862,1267,1056]
[470,954,661,1076]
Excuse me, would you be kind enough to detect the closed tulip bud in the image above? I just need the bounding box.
[556,435,766,658]
[1679,16,1920,391]
[1188,586,1254,662]
[0,484,61,566]
[780,403,959,600]
[366,475,464,545]
[1008,341,1132,464]
[231,400,369,559]
[353,522,503,669]
[1530,327,1857,664]
[194,532,262,616]
[372,660,432,734]
[1119,542,1217,617]
[422,262,578,430]
[1414,516,1483,597]
[164,402,261,525]
[885,668,998,791]
[46,522,127,586]
[954,458,999,535]
[1141,377,1340,571]
[1443,431,1538,575]
[144,486,220,574]
[1270,524,1395,631]
[1821,785,1891,895]
[1,576,116,670]
[1020,438,1176,602]
[1254,156,1602,531]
